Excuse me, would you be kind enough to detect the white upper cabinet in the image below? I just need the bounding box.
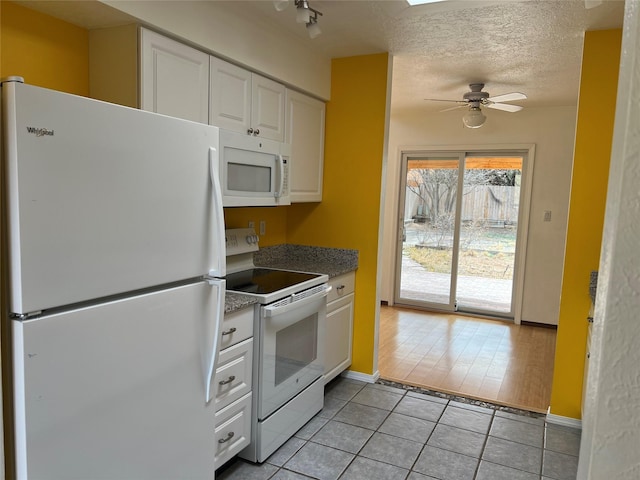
[286,90,325,202]
[210,56,285,142]
[140,28,210,123]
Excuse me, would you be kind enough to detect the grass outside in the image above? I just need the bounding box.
[405,245,515,280]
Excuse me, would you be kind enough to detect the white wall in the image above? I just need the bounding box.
[578,1,640,477]
[100,0,332,99]
[382,101,577,325]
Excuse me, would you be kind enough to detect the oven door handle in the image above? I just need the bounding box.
[262,286,331,322]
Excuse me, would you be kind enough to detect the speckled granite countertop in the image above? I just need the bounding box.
[253,244,358,278]
[224,291,258,314]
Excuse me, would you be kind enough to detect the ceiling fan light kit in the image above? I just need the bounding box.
[426,83,527,129]
[463,106,486,128]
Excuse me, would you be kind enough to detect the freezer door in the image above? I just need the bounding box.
[2,81,225,314]
[12,281,223,480]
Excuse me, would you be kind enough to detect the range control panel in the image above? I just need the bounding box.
[225,228,260,256]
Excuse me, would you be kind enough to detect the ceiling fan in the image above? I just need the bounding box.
[425,83,527,128]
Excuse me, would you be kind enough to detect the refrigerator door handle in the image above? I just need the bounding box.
[205,278,225,403]
[208,147,226,277]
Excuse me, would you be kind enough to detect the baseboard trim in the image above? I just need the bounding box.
[341,369,380,384]
[546,408,583,429]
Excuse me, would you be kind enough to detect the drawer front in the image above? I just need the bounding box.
[220,307,254,350]
[214,393,252,469]
[213,338,253,411]
[327,272,355,304]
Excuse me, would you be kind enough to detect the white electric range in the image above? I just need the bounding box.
[224,228,329,463]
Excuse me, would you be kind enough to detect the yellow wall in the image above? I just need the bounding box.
[226,54,389,376]
[287,53,389,375]
[1,1,89,96]
[1,4,89,477]
[224,207,288,247]
[549,29,621,419]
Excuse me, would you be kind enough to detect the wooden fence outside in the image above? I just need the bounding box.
[461,185,520,225]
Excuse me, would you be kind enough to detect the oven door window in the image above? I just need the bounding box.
[275,315,317,385]
[259,295,326,420]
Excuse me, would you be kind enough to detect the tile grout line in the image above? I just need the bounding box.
[333,386,405,480]
[472,410,496,479]
[222,378,566,480]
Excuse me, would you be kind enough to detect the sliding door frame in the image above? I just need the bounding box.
[393,144,536,324]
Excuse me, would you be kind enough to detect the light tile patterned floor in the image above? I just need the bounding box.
[378,306,557,412]
[216,378,580,480]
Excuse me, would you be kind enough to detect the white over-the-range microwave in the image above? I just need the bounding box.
[218,129,291,207]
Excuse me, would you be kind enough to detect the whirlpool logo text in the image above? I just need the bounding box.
[26,126,54,137]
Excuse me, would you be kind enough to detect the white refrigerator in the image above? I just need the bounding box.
[1,78,226,479]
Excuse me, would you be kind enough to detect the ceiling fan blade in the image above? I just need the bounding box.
[486,102,523,112]
[440,105,467,112]
[486,92,527,103]
[424,98,467,103]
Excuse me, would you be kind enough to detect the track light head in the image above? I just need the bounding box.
[273,0,290,12]
[295,0,311,23]
[306,17,321,38]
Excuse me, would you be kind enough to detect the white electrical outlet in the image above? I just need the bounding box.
[259,220,266,236]
[248,221,255,230]
[544,211,552,222]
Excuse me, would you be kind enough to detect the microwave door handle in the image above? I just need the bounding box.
[275,154,284,199]
[208,147,226,277]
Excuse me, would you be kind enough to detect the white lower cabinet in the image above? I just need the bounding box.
[213,338,252,411]
[324,272,355,384]
[214,393,252,468]
[214,307,254,469]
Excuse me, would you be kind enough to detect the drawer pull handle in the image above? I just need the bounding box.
[219,375,236,386]
[337,285,345,291]
[222,327,237,336]
[218,432,235,444]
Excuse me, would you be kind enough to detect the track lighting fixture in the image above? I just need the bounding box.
[305,9,322,38]
[273,0,323,39]
[296,0,311,23]
[273,0,290,11]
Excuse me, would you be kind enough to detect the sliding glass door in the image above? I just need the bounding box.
[395,150,527,319]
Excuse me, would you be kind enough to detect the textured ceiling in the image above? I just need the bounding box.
[17,0,625,114]
[231,0,625,113]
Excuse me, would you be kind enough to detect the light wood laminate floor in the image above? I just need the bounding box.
[378,305,557,413]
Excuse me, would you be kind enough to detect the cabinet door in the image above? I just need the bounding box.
[252,74,286,142]
[324,294,354,384]
[286,90,325,202]
[209,56,252,133]
[140,29,209,123]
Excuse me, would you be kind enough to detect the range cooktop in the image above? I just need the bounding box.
[225,268,322,295]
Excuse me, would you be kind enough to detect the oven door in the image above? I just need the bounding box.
[258,285,329,420]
